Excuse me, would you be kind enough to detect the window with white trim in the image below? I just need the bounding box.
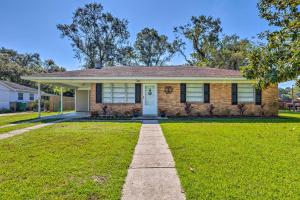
[18,92,23,101]
[238,84,255,103]
[102,83,135,103]
[29,93,34,100]
[186,83,204,102]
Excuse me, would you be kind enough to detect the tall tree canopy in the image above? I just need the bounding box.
[211,35,253,70]
[44,59,66,73]
[279,86,300,101]
[134,28,179,66]
[174,16,252,70]
[57,3,131,68]
[242,0,300,87]
[0,48,43,85]
[0,47,66,94]
[174,16,222,66]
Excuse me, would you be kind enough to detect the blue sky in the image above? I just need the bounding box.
[0,0,293,87]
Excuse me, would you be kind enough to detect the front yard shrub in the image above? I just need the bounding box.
[132,107,141,117]
[237,103,248,116]
[159,109,167,117]
[0,108,12,113]
[124,110,132,117]
[259,103,266,116]
[102,105,108,115]
[32,99,50,111]
[207,104,215,116]
[90,111,99,117]
[184,102,193,116]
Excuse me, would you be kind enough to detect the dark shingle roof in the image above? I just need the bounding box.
[26,66,242,78]
[0,80,38,92]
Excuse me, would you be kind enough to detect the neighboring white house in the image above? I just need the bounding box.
[0,80,40,110]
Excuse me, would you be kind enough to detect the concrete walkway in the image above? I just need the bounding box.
[0,112,89,129]
[40,112,90,120]
[0,119,66,140]
[122,120,185,200]
[0,111,33,117]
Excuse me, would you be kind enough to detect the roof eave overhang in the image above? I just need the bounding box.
[0,81,38,93]
[22,76,251,82]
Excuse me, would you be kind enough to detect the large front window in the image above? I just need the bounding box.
[186,83,204,102]
[102,83,135,103]
[238,84,255,103]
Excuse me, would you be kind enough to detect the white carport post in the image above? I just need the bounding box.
[74,90,77,112]
[60,86,63,114]
[37,83,41,118]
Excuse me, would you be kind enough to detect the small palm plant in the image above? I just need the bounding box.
[208,104,215,116]
[184,102,193,116]
[237,103,248,116]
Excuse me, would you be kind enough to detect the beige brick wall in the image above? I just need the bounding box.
[89,83,278,117]
[157,83,278,117]
[89,83,142,116]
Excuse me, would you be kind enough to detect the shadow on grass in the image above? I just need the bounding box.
[159,115,300,124]
[13,110,298,125]
[49,116,299,124]
[12,118,63,125]
[64,118,141,123]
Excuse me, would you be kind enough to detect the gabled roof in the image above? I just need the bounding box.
[0,80,38,92]
[23,66,242,79]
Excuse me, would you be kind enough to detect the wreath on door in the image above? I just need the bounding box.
[164,86,173,94]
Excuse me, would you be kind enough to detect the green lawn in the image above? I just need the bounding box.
[0,118,62,134]
[0,112,61,126]
[161,111,300,199]
[0,121,140,199]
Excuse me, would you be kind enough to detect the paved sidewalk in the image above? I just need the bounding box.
[122,120,185,200]
[0,112,33,117]
[0,119,66,140]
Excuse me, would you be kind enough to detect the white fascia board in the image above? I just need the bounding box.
[22,76,254,83]
[0,81,39,93]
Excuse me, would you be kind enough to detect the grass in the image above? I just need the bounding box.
[0,118,62,134]
[0,112,62,126]
[160,111,300,199]
[0,121,140,199]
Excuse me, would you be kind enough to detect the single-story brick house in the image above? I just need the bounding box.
[23,66,278,117]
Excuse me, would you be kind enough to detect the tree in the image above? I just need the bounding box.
[134,28,179,66]
[57,3,131,68]
[0,48,43,86]
[44,59,66,73]
[174,16,254,70]
[0,47,67,95]
[279,86,300,101]
[242,0,300,88]
[174,15,222,66]
[211,35,253,70]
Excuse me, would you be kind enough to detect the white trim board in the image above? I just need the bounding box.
[22,76,249,81]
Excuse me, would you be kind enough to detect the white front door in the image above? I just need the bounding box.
[143,84,157,116]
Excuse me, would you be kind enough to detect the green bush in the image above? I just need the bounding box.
[0,108,12,114]
[32,99,50,111]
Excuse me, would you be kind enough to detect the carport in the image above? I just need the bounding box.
[21,75,91,118]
